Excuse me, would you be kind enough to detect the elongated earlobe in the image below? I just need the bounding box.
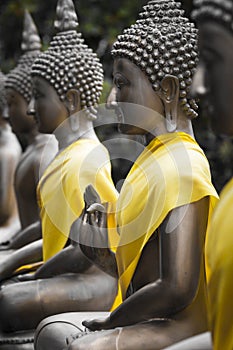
[69,113,79,132]
[164,105,177,133]
[160,75,180,133]
[65,89,81,132]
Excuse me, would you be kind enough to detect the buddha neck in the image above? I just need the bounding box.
[24,126,39,146]
[146,110,194,145]
[54,114,98,151]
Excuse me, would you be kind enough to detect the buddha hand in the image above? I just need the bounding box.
[82,315,112,331]
[72,185,107,255]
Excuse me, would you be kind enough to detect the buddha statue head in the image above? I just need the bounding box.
[5,10,41,135]
[110,0,199,135]
[192,0,233,135]
[31,0,103,135]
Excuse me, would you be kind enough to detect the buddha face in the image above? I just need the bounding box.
[110,58,164,135]
[5,88,36,134]
[31,76,68,134]
[192,22,233,136]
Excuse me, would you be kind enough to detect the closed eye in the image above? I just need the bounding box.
[113,73,129,90]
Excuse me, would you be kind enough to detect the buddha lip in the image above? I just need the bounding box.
[34,115,39,124]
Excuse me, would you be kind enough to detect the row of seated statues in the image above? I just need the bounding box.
[0,0,232,349]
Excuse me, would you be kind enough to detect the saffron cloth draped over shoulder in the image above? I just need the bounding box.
[113,131,219,308]
[37,139,118,261]
[205,177,233,350]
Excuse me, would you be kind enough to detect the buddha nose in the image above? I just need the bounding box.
[191,64,208,99]
[27,96,35,115]
[106,86,118,110]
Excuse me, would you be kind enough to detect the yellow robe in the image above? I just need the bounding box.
[37,139,118,261]
[112,132,218,308]
[205,178,233,350]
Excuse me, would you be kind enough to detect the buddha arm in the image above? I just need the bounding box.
[0,239,42,282]
[34,244,92,279]
[84,197,209,330]
[79,242,118,278]
[7,220,42,249]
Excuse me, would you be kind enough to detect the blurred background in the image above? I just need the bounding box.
[0,0,232,192]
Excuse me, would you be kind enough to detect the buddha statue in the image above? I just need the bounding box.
[0,0,117,341]
[169,1,233,350]
[0,70,21,245]
[162,1,233,349]
[0,10,58,250]
[33,1,219,350]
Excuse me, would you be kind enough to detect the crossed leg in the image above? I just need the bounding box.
[35,312,205,350]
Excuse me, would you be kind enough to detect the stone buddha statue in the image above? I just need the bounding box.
[0,10,58,250]
[0,0,117,340]
[33,1,219,350]
[0,70,21,243]
[182,1,233,350]
[162,1,233,349]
